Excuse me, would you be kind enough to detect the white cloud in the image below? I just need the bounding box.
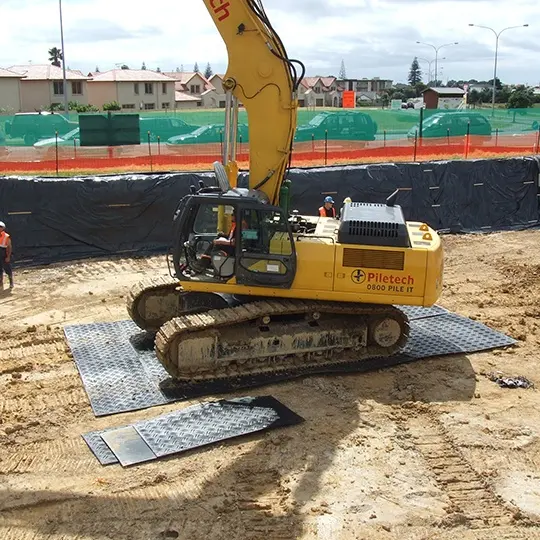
[0,0,537,84]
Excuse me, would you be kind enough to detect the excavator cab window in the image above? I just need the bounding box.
[236,207,296,289]
[176,197,296,289]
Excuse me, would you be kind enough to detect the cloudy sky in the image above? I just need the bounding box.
[0,0,538,85]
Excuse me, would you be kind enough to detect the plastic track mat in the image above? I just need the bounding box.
[83,395,304,466]
[64,305,517,417]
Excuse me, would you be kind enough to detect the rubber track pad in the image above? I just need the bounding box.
[64,305,516,418]
[84,395,304,466]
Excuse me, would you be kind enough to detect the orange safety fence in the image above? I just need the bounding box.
[1,133,539,175]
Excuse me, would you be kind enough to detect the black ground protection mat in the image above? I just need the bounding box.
[83,395,304,466]
[64,305,517,418]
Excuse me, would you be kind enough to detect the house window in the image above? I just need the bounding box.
[53,81,64,95]
[71,81,82,95]
[144,103,155,110]
[162,102,170,109]
[197,102,202,107]
[219,101,226,108]
[190,84,201,94]
[122,104,135,109]
[145,83,153,94]
[134,83,139,95]
[314,87,321,94]
[162,83,167,94]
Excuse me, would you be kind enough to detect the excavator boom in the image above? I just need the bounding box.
[203,0,302,205]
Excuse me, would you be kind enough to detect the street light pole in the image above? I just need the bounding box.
[418,57,446,85]
[59,0,69,116]
[468,24,529,117]
[416,41,458,86]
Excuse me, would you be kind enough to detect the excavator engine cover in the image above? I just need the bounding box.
[338,202,410,248]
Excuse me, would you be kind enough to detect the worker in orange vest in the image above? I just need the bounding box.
[0,221,13,290]
[319,196,336,218]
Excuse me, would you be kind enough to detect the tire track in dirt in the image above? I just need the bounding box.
[0,438,97,476]
[395,405,527,530]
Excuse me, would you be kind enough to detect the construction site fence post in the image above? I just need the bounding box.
[419,107,424,146]
[55,131,59,177]
[383,130,386,147]
[324,130,328,165]
[447,128,450,147]
[465,122,470,159]
[147,131,153,172]
[311,133,315,153]
[413,129,418,162]
[157,136,161,156]
[73,138,77,159]
[495,128,499,147]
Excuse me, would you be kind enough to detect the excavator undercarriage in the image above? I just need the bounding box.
[127,276,410,382]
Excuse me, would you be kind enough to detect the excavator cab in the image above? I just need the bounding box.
[171,190,297,289]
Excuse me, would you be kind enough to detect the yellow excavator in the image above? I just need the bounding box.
[127,0,444,382]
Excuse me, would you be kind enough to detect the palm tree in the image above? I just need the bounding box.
[48,47,63,67]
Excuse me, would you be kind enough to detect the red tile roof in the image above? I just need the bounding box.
[89,69,176,82]
[0,67,23,78]
[8,64,89,81]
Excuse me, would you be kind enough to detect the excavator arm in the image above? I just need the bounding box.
[202,0,303,205]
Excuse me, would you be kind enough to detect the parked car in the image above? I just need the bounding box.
[4,111,78,145]
[166,124,249,146]
[139,117,199,142]
[407,111,492,141]
[294,110,378,142]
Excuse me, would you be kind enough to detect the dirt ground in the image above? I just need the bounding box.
[1,230,539,540]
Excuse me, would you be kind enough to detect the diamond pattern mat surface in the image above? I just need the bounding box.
[64,305,516,417]
[84,396,304,466]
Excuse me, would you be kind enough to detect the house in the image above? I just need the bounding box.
[422,87,466,109]
[7,64,89,111]
[0,68,23,113]
[162,71,215,109]
[344,77,393,93]
[87,69,176,111]
[201,74,228,108]
[298,77,344,107]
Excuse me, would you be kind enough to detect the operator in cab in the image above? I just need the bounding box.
[319,196,336,218]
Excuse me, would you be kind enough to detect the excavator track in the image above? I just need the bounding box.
[127,276,183,332]
[155,299,410,381]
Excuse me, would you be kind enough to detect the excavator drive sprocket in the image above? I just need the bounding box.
[155,299,410,382]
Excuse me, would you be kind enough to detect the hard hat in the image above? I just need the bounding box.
[324,196,334,204]
[0,221,5,228]
[343,197,352,204]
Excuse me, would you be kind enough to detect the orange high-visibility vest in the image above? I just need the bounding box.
[0,231,9,248]
[319,206,336,218]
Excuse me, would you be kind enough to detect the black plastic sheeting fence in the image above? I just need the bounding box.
[1,157,539,267]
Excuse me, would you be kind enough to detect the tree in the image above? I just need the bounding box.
[141,62,147,70]
[120,64,129,70]
[204,62,213,79]
[48,47,63,67]
[414,82,427,97]
[95,66,100,72]
[338,59,346,80]
[408,57,422,86]
[193,62,199,72]
[507,86,534,109]
[175,66,180,72]
[156,67,161,72]
[468,89,480,107]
